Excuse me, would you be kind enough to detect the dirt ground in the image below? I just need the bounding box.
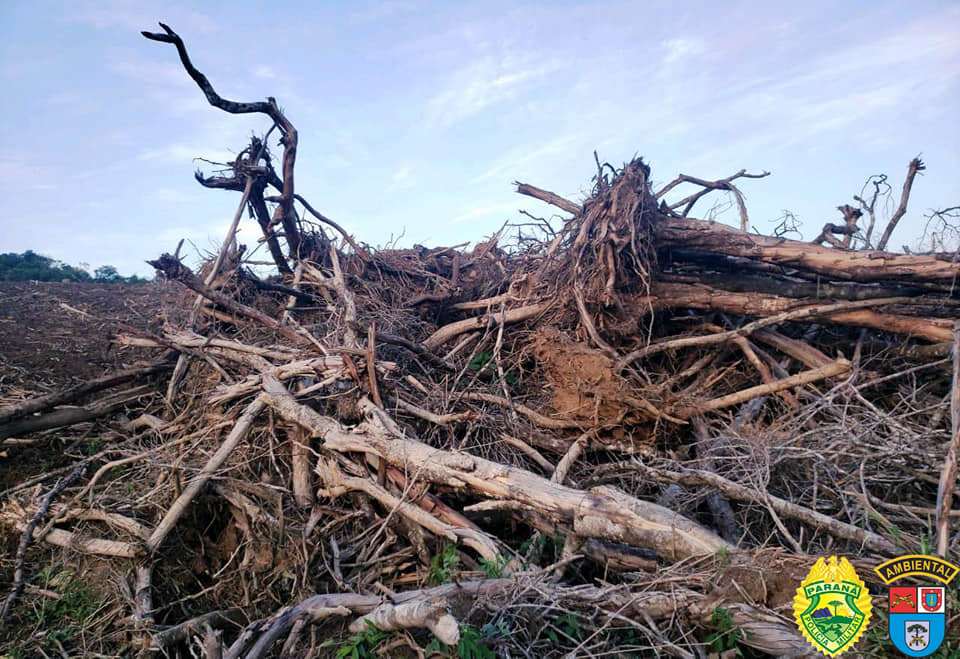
[0,281,176,393]
[0,281,177,492]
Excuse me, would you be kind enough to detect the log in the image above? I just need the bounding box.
[645,282,953,343]
[655,216,960,284]
[0,386,153,441]
[260,375,731,562]
[0,362,172,424]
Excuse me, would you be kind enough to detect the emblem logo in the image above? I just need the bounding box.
[794,556,871,657]
[874,555,957,657]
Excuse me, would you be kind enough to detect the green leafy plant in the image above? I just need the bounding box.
[429,543,461,585]
[478,553,510,578]
[424,624,497,659]
[324,621,389,659]
[29,570,100,649]
[704,606,744,656]
[458,625,496,659]
[546,612,583,644]
[715,546,731,565]
[468,352,493,372]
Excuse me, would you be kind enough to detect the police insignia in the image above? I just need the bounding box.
[874,554,958,657]
[793,556,871,657]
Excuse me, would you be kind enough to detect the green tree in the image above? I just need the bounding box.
[94,265,122,282]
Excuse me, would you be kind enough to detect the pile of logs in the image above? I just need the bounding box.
[0,22,957,659]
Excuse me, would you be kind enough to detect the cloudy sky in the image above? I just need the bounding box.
[1,1,958,276]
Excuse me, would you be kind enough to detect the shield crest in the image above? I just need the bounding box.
[889,586,946,657]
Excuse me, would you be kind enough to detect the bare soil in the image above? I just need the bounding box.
[0,281,175,392]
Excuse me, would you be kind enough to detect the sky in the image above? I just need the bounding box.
[1,0,958,277]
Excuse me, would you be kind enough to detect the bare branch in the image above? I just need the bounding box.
[877,156,925,251]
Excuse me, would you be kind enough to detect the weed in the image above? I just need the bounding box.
[429,543,461,585]
[705,606,743,656]
[546,612,583,644]
[29,570,99,650]
[478,553,510,578]
[323,621,389,659]
[424,624,497,659]
[468,352,493,372]
[715,547,731,565]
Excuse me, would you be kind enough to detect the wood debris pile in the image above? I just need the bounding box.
[1,23,958,658]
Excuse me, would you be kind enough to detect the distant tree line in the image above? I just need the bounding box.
[0,251,150,283]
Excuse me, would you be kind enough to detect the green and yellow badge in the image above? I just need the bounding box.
[794,556,872,657]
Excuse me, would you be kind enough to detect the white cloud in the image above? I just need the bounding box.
[69,3,217,34]
[471,135,579,184]
[392,165,412,183]
[661,37,707,65]
[427,56,559,126]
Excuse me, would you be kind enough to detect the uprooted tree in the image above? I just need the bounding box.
[1,22,958,658]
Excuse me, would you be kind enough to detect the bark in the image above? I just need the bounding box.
[0,362,171,424]
[260,375,731,562]
[644,281,954,343]
[655,216,959,284]
[0,387,152,441]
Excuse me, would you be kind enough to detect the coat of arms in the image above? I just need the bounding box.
[875,554,958,657]
[794,556,872,656]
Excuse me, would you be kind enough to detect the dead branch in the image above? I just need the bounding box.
[877,156,925,251]
[142,23,302,256]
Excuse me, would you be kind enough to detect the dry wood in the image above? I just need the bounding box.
[675,359,850,418]
[291,427,314,509]
[0,362,171,424]
[935,320,960,557]
[640,462,899,555]
[514,182,581,215]
[0,386,153,441]
[655,216,960,284]
[877,157,925,251]
[619,291,950,371]
[348,599,459,645]
[261,376,731,561]
[423,303,547,350]
[145,396,266,554]
[315,456,504,562]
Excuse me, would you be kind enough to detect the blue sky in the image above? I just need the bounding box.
[1,1,958,277]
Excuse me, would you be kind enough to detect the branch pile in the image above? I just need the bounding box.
[1,23,958,658]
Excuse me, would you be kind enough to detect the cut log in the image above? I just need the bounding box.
[655,216,960,284]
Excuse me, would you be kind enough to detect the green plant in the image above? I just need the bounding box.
[29,570,100,649]
[429,543,461,585]
[425,624,496,659]
[546,612,583,644]
[458,625,496,659]
[704,606,743,656]
[324,621,389,659]
[468,353,493,372]
[715,546,731,565]
[478,553,510,578]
